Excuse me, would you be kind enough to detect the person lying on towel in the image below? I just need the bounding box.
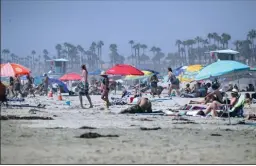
[120,97,152,114]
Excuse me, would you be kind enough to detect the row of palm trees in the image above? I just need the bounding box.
[1,29,256,74]
[172,29,256,67]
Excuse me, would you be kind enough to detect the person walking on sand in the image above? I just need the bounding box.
[167,67,180,96]
[79,64,93,109]
[100,71,110,109]
[26,74,35,97]
[43,73,49,96]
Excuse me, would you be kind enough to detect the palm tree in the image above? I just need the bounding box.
[207,33,213,44]
[212,32,219,46]
[182,41,188,64]
[221,33,231,48]
[233,40,242,51]
[109,44,118,65]
[195,36,202,63]
[247,29,256,62]
[129,40,134,65]
[77,45,85,66]
[133,43,141,67]
[97,41,104,68]
[55,44,62,58]
[90,42,97,68]
[140,44,147,55]
[31,50,36,70]
[175,40,182,60]
[10,53,15,62]
[150,46,157,56]
[2,49,10,63]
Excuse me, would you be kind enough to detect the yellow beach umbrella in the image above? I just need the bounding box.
[125,70,153,80]
[178,64,204,82]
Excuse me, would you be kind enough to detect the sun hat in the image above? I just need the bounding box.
[100,71,107,76]
[231,88,238,93]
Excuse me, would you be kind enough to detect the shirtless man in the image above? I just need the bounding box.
[120,97,152,114]
[79,64,93,109]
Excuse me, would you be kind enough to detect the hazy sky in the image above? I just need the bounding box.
[1,0,256,61]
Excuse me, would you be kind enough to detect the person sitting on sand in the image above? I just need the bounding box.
[189,80,223,104]
[79,64,93,109]
[120,97,152,114]
[203,89,239,117]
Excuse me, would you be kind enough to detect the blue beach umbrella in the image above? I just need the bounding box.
[88,69,103,75]
[141,69,160,75]
[195,60,250,81]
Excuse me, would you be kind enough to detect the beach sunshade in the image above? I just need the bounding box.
[173,66,187,76]
[141,69,160,75]
[106,64,144,76]
[125,70,153,80]
[177,64,203,82]
[49,78,69,93]
[88,69,103,75]
[59,72,81,81]
[195,60,250,81]
[0,63,30,77]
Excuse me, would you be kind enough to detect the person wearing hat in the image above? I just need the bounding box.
[204,88,239,117]
[100,71,110,108]
[79,64,93,109]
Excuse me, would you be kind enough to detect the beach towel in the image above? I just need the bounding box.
[7,98,25,102]
[135,110,165,115]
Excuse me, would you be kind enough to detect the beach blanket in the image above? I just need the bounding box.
[135,110,165,115]
[7,98,25,102]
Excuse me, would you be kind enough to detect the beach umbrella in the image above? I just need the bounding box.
[195,60,250,81]
[124,70,153,80]
[173,66,188,76]
[105,64,144,76]
[141,69,160,75]
[0,63,30,77]
[178,64,204,82]
[59,72,81,81]
[49,78,69,93]
[88,69,103,75]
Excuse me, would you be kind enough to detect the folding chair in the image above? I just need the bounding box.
[219,94,245,118]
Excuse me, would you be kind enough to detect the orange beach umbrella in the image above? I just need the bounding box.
[0,63,30,77]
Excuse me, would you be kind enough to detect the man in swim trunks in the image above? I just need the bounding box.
[79,64,93,109]
[120,97,152,114]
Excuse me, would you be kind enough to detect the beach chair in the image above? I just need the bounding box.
[219,94,245,118]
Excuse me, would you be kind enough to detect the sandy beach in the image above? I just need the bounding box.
[1,94,256,164]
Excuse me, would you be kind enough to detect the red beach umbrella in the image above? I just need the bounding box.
[59,72,81,81]
[0,63,30,77]
[105,64,144,76]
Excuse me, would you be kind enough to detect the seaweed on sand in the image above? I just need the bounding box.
[76,132,119,139]
[0,115,54,120]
